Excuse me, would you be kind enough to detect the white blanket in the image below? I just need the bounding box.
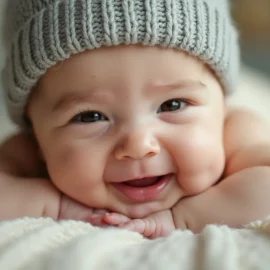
[1,217,270,269]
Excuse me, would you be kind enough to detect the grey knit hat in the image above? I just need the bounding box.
[2,0,239,127]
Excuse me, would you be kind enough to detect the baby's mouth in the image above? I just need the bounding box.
[113,174,173,202]
[123,176,162,187]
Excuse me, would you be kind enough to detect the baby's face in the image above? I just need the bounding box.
[28,45,225,218]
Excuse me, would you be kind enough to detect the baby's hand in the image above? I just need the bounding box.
[59,195,176,237]
[102,210,176,239]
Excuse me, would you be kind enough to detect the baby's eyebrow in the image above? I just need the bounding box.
[52,91,112,113]
[148,79,207,92]
[52,80,207,112]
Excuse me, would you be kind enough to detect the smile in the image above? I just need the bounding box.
[113,173,173,202]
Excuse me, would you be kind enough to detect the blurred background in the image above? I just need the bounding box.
[232,0,270,76]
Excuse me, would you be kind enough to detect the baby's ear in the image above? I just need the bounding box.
[37,147,50,178]
[26,133,48,175]
[38,147,45,161]
[1,132,44,177]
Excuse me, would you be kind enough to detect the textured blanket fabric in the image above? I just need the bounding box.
[1,218,270,269]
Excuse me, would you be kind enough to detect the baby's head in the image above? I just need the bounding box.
[3,0,239,218]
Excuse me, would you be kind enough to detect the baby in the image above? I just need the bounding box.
[1,0,270,239]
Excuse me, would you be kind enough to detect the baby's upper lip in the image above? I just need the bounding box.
[113,173,169,183]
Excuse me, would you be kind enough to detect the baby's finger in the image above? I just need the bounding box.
[103,212,130,225]
[120,219,157,238]
[89,214,108,227]
[119,219,146,234]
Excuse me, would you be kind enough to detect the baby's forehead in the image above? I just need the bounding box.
[36,45,221,98]
[43,45,206,77]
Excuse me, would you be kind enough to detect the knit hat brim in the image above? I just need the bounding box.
[3,0,239,127]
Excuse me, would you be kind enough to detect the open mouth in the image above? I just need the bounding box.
[123,176,163,187]
[113,174,172,202]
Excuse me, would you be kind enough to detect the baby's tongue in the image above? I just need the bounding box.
[124,177,160,187]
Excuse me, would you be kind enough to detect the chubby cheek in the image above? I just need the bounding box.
[43,142,107,206]
[171,126,225,195]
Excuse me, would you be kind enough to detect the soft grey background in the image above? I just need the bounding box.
[0,0,269,142]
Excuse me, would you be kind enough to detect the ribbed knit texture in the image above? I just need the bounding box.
[2,0,239,127]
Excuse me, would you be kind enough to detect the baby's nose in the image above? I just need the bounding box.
[114,128,160,160]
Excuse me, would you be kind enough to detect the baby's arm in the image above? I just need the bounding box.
[0,132,103,221]
[173,109,270,232]
[0,171,61,220]
[0,132,61,220]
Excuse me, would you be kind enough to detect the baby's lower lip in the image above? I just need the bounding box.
[112,174,172,202]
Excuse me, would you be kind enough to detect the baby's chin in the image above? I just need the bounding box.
[112,199,179,219]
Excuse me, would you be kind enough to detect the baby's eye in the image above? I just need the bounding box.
[71,111,108,123]
[157,99,187,113]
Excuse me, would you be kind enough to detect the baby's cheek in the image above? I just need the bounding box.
[46,147,108,206]
[46,147,96,188]
[175,138,225,195]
